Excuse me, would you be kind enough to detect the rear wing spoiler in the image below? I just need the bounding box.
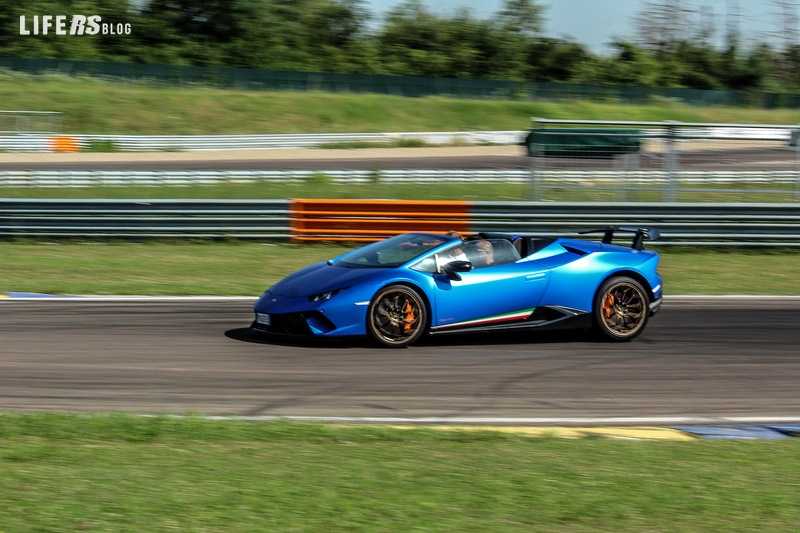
[579,226,661,250]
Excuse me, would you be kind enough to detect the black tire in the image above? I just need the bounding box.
[367,285,427,348]
[593,276,650,341]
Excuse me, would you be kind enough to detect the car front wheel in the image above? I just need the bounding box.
[367,285,427,347]
[594,276,650,341]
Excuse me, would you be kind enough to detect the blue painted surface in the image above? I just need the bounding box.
[670,425,792,440]
[5,292,61,298]
[765,424,800,437]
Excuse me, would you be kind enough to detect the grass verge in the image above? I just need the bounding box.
[5,75,800,135]
[1,242,798,295]
[1,181,798,203]
[0,414,799,532]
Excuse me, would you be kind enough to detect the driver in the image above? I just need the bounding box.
[473,240,495,268]
[443,230,467,263]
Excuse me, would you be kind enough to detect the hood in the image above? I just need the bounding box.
[269,261,388,298]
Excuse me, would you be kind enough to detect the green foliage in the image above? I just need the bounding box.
[393,137,427,147]
[4,0,800,93]
[306,171,333,185]
[81,139,118,152]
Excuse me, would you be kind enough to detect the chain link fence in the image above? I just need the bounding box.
[6,58,800,107]
[0,110,62,135]
[525,119,800,203]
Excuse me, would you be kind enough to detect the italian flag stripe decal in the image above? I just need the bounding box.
[439,308,536,329]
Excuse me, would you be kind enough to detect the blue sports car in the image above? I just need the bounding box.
[252,227,663,347]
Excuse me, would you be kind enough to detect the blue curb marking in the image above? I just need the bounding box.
[766,424,800,437]
[669,425,793,440]
[4,292,69,298]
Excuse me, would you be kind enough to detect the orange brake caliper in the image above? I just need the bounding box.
[403,301,415,332]
[603,294,615,318]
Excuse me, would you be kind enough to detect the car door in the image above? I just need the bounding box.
[431,257,551,330]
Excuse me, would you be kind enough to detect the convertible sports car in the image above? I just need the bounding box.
[252,227,662,347]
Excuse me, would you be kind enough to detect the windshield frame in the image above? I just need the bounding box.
[331,233,454,269]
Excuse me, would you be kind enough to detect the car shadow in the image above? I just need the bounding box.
[225,327,595,349]
[225,328,371,349]
[421,328,597,347]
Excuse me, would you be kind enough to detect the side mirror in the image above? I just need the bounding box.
[442,260,473,281]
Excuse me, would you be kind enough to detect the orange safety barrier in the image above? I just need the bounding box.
[49,136,80,153]
[290,199,471,242]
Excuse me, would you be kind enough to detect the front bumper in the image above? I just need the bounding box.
[649,296,662,316]
[251,310,336,337]
[252,287,375,338]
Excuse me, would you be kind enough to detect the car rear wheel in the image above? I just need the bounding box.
[594,276,650,341]
[367,285,427,347]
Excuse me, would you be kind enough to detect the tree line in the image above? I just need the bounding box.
[2,0,800,93]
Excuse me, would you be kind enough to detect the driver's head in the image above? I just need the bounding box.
[476,240,494,264]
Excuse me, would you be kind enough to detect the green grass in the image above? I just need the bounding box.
[0,414,798,532]
[1,181,798,203]
[0,182,533,201]
[5,75,800,135]
[1,242,798,295]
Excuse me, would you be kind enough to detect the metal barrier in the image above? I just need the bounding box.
[0,199,292,239]
[290,199,470,242]
[471,202,800,246]
[2,168,797,186]
[2,199,800,246]
[0,131,523,152]
[2,167,798,204]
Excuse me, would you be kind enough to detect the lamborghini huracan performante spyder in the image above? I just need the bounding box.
[252,227,663,347]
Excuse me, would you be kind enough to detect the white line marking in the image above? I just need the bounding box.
[0,296,257,302]
[2,295,799,302]
[192,415,800,426]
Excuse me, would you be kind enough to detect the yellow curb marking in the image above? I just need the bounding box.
[389,426,697,441]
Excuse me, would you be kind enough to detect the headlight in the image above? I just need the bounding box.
[308,289,344,302]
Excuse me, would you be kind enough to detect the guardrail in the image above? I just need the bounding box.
[0,131,524,152]
[1,168,798,186]
[471,202,800,246]
[291,199,470,242]
[2,199,800,246]
[0,199,292,239]
[3,168,797,204]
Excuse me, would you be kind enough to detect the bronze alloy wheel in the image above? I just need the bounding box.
[594,276,650,341]
[367,285,427,347]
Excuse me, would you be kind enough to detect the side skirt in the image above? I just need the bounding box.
[429,306,591,336]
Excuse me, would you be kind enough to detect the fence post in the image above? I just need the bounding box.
[664,121,679,202]
[529,150,542,201]
[527,120,543,201]
[794,126,800,202]
[615,153,640,203]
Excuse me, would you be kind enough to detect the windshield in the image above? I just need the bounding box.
[332,233,451,269]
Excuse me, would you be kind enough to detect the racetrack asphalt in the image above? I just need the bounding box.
[0,145,526,169]
[2,296,799,440]
[0,144,796,171]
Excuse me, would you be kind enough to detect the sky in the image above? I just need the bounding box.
[363,0,785,54]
